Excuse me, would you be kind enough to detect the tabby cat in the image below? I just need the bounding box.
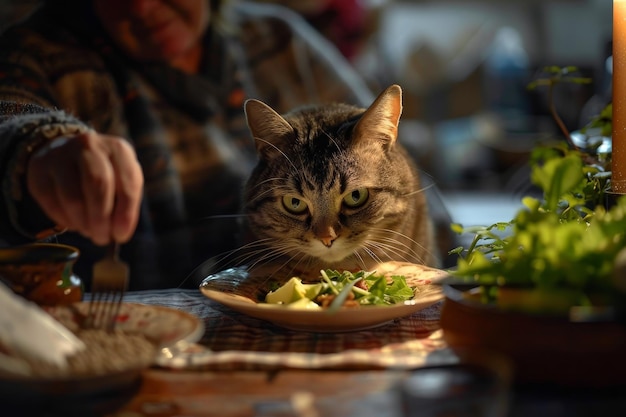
[241,85,438,278]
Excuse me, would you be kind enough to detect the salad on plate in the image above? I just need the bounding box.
[264,269,416,311]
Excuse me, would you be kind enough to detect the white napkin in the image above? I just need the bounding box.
[0,281,85,372]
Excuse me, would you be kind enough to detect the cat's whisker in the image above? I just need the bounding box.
[350,250,369,271]
[252,136,299,173]
[239,238,303,267]
[253,176,285,186]
[364,240,417,264]
[374,233,423,254]
[357,246,386,266]
[196,213,248,221]
[248,249,311,280]
[185,237,278,279]
[238,250,296,290]
[268,254,309,276]
[247,253,286,272]
[320,128,342,153]
[249,177,289,191]
[382,242,425,263]
[359,226,432,262]
[369,233,432,265]
[365,241,403,263]
[248,244,295,265]
[178,239,266,283]
[178,248,247,288]
[403,181,435,197]
[247,182,291,204]
[248,138,312,202]
[387,232,434,261]
[223,245,280,269]
[370,227,428,248]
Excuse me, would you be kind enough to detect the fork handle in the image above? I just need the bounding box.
[107,242,120,260]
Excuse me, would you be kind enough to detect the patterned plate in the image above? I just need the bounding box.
[200,261,447,332]
[45,302,205,347]
[0,302,204,404]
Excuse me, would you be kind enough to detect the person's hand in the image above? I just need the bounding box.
[26,131,144,245]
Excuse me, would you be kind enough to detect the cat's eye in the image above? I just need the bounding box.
[343,188,369,208]
[282,195,308,214]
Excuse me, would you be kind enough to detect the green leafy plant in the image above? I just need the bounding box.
[527,66,592,150]
[584,103,613,138]
[450,66,624,308]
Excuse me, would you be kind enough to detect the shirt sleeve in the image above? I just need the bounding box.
[0,102,90,244]
[0,17,97,243]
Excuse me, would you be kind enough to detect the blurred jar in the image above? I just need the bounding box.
[0,243,82,306]
[484,26,532,134]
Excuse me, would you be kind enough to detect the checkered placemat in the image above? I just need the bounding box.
[123,288,447,371]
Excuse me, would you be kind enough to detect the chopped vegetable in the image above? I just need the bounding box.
[285,297,322,310]
[265,277,308,304]
[264,269,415,309]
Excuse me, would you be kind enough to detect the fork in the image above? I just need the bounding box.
[86,242,129,332]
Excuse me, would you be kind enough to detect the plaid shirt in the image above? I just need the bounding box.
[0,1,373,289]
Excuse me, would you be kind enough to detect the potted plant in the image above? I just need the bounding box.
[440,67,626,388]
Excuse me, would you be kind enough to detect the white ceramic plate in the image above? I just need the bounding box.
[199,262,446,332]
[0,302,204,403]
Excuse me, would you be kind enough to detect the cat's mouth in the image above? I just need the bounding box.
[307,240,354,262]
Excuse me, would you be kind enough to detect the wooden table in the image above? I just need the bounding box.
[111,369,626,417]
[111,289,626,417]
[109,369,403,417]
[103,288,439,417]
[6,288,626,417]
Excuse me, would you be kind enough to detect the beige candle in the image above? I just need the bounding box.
[614,0,626,193]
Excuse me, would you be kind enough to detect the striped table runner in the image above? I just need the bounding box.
[123,288,447,371]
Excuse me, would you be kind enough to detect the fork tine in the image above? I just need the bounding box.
[87,243,129,331]
[86,283,104,328]
[87,287,107,329]
[102,288,124,331]
[108,287,125,330]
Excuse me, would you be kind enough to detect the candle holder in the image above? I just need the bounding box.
[606,190,626,209]
[614,0,626,194]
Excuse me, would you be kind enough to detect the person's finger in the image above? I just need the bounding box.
[71,132,118,245]
[108,138,143,242]
[26,132,142,244]
[27,173,72,231]
[78,148,116,245]
[26,141,80,231]
[49,158,89,235]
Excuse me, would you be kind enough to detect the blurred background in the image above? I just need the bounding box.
[0,0,613,227]
[260,0,612,227]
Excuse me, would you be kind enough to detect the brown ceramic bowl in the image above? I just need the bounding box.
[440,283,626,388]
[0,243,82,306]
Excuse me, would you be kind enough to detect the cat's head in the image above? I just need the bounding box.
[242,85,424,270]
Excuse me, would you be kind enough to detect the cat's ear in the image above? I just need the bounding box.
[353,84,402,149]
[244,99,295,159]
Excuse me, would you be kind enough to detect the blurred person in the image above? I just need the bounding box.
[255,0,376,62]
[0,0,373,290]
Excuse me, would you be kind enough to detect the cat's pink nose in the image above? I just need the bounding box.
[315,225,338,247]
